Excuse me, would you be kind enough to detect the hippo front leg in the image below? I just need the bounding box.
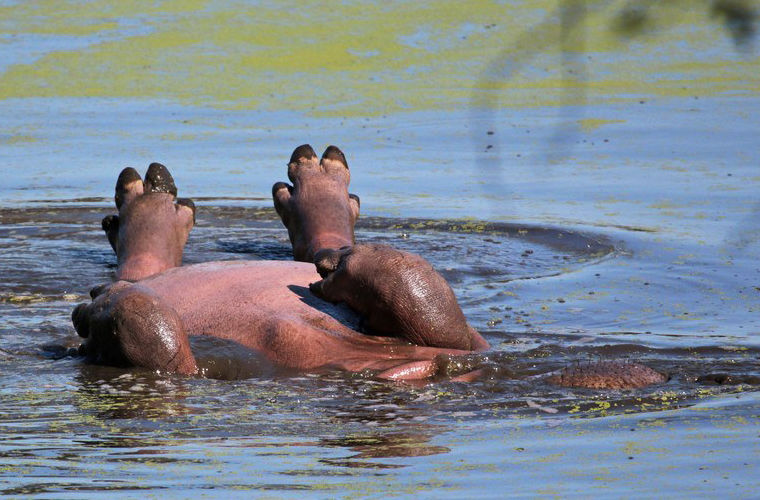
[72,282,197,375]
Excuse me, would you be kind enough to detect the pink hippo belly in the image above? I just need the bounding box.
[136,260,362,340]
[130,261,472,373]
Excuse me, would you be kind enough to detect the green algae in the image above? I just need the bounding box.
[0,0,757,115]
[1,134,38,145]
[577,118,625,132]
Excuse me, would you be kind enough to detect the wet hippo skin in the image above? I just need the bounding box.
[311,244,489,351]
[71,144,666,388]
[73,146,488,380]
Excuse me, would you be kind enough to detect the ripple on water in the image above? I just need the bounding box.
[0,204,758,495]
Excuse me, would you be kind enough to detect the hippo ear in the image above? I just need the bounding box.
[272,181,293,226]
[313,248,340,278]
[313,246,352,278]
[89,282,111,299]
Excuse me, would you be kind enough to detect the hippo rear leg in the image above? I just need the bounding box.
[272,144,360,262]
[102,163,196,281]
[72,283,197,374]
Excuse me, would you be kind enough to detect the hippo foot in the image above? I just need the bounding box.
[272,144,360,262]
[104,163,195,281]
[72,282,197,375]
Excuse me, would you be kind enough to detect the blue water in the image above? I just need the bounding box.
[1,5,760,497]
[1,93,758,496]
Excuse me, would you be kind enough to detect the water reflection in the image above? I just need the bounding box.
[4,204,758,417]
[320,431,449,468]
[69,360,457,471]
[74,364,194,421]
[1,204,758,495]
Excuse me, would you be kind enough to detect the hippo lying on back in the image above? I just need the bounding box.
[71,145,666,388]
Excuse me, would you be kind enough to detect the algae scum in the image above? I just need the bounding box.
[0,0,757,114]
[1,0,759,496]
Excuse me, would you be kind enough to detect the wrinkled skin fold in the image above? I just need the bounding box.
[310,244,489,351]
[71,145,667,388]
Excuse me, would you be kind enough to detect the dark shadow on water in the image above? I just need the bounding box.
[318,431,450,469]
[191,336,278,380]
[214,238,293,260]
[73,363,195,420]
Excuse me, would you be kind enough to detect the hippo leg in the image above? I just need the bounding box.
[72,164,198,372]
[103,163,195,281]
[72,282,197,375]
[272,144,360,262]
[310,244,489,351]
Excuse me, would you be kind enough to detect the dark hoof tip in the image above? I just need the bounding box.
[72,303,89,338]
[115,168,143,208]
[349,193,360,208]
[322,145,348,168]
[101,214,119,232]
[117,167,142,187]
[272,181,292,196]
[144,162,178,196]
[290,144,317,164]
[176,197,196,222]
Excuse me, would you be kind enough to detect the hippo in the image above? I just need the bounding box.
[311,244,488,351]
[72,144,666,388]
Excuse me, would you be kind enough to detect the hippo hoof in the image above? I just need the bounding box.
[144,162,178,196]
[289,144,317,164]
[321,145,348,168]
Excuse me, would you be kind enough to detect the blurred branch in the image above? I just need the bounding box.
[472,0,758,211]
[711,0,757,48]
[614,0,757,50]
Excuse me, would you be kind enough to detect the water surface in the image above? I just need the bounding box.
[1,1,759,497]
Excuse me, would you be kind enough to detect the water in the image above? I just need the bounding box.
[1,1,759,497]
